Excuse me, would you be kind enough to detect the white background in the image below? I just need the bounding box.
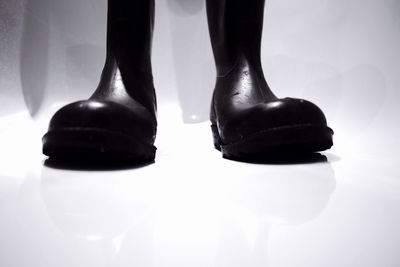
[1,0,400,266]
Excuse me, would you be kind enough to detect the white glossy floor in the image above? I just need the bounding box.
[1,105,399,267]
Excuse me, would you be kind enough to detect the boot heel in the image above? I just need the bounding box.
[211,125,222,151]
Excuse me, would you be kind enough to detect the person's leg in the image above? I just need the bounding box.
[43,0,157,163]
[206,0,333,159]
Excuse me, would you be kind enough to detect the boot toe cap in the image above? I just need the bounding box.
[256,97,328,127]
[48,100,156,140]
[42,100,157,162]
[220,97,331,144]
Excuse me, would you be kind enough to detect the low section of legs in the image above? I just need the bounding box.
[206,0,333,159]
[42,0,333,163]
[43,0,157,163]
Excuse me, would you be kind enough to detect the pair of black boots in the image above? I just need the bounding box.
[43,0,333,163]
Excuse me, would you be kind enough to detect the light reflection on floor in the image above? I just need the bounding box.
[0,104,399,267]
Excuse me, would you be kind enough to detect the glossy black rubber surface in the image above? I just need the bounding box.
[212,123,333,159]
[43,128,156,163]
[43,0,157,163]
[206,0,333,159]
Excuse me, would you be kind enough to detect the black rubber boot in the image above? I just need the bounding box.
[206,0,334,160]
[43,0,157,163]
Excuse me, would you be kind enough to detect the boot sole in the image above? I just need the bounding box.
[212,124,333,159]
[43,128,156,163]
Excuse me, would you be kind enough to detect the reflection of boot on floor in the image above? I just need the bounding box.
[206,0,334,159]
[43,0,157,163]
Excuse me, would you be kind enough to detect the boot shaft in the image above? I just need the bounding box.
[93,0,157,116]
[206,0,265,76]
[106,0,155,73]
